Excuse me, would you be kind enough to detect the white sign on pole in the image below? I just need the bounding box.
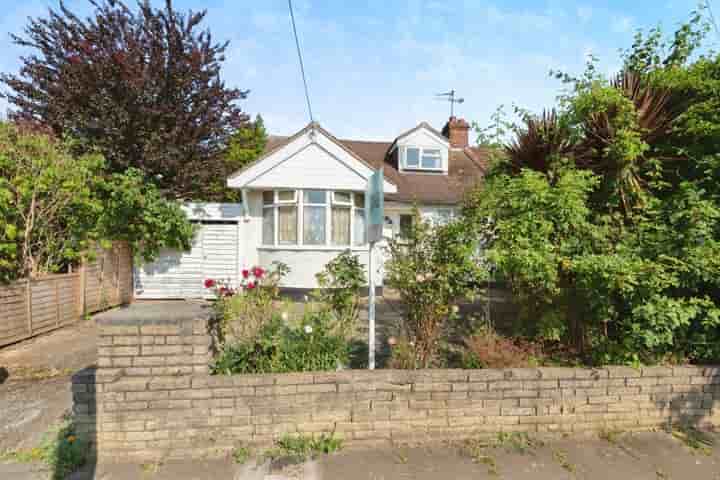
[365,168,384,370]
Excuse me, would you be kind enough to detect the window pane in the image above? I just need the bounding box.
[304,190,326,204]
[400,214,413,238]
[421,149,441,169]
[354,209,366,246]
[262,207,274,244]
[332,206,351,245]
[277,190,296,202]
[354,193,365,208]
[303,206,326,244]
[278,206,297,244]
[406,147,419,167]
[262,191,274,205]
[333,191,352,204]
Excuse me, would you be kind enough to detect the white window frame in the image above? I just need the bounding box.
[402,146,443,171]
[261,189,367,248]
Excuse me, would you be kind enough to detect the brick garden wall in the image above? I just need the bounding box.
[74,308,720,462]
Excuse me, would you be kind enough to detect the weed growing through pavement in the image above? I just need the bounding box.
[0,417,89,480]
[264,433,343,463]
[552,449,575,473]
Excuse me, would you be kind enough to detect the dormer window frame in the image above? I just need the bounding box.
[401,146,444,172]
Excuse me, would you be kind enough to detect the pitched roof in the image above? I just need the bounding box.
[262,128,489,205]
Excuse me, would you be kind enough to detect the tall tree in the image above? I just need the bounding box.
[1,0,249,200]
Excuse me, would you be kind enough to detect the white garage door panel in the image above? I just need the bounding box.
[134,221,239,299]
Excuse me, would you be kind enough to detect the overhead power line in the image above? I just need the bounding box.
[288,0,314,124]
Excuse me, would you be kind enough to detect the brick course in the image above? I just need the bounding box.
[73,314,720,462]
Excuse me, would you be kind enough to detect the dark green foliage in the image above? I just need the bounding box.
[210,311,349,375]
[1,0,249,200]
[464,10,720,365]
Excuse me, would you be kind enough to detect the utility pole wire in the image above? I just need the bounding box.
[288,0,314,123]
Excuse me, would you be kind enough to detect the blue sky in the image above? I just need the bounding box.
[0,0,711,140]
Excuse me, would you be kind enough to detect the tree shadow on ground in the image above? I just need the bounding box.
[0,367,8,384]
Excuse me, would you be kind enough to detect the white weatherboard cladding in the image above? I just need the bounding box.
[134,222,239,299]
[247,143,368,191]
[227,127,396,193]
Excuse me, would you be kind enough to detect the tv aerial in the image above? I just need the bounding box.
[436,90,465,117]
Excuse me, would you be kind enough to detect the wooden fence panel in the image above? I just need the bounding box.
[0,242,133,347]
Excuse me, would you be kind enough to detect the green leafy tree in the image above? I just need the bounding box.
[227,115,268,171]
[0,122,195,282]
[463,10,720,364]
[0,122,102,280]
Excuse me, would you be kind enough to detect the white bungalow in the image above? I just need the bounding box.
[134,117,487,298]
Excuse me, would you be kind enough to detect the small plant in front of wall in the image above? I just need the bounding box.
[669,424,714,455]
[264,433,343,463]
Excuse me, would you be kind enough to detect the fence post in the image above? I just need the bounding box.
[25,279,32,336]
[55,278,60,327]
[78,258,87,318]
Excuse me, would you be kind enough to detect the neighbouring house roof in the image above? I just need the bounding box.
[264,125,489,205]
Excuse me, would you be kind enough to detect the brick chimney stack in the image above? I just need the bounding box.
[443,116,470,148]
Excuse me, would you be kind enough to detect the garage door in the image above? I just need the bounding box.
[134,220,239,299]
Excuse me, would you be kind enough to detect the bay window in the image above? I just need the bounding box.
[261,189,367,247]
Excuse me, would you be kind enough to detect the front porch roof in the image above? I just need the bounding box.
[227,122,397,193]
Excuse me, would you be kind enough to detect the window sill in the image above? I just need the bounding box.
[258,245,370,252]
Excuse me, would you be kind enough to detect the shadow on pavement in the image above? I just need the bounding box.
[0,367,8,384]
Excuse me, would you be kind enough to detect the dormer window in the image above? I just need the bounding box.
[403,147,442,171]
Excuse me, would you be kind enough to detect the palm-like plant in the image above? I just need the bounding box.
[574,71,683,212]
[505,109,573,174]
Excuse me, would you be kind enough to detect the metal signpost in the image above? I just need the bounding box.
[365,168,384,370]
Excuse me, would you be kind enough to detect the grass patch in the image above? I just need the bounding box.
[0,417,89,479]
[670,425,714,455]
[264,433,343,463]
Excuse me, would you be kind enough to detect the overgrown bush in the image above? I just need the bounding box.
[463,324,543,369]
[0,122,195,283]
[206,261,289,343]
[385,208,484,368]
[315,250,365,339]
[210,310,349,374]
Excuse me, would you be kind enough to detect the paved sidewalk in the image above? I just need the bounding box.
[3,431,713,480]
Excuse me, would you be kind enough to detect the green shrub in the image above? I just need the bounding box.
[210,310,349,374]
[206,261,289,344]
[315,250,365,339]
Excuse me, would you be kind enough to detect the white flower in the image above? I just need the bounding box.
[387,336,397,347]
[415,273,425,282]
[303,295,309,302]
[281,312,289,321]
[304,325,313,334]
[451,305,460,314]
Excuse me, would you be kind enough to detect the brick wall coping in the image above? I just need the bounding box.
[95,302,211,326]
[95,365,720,386]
